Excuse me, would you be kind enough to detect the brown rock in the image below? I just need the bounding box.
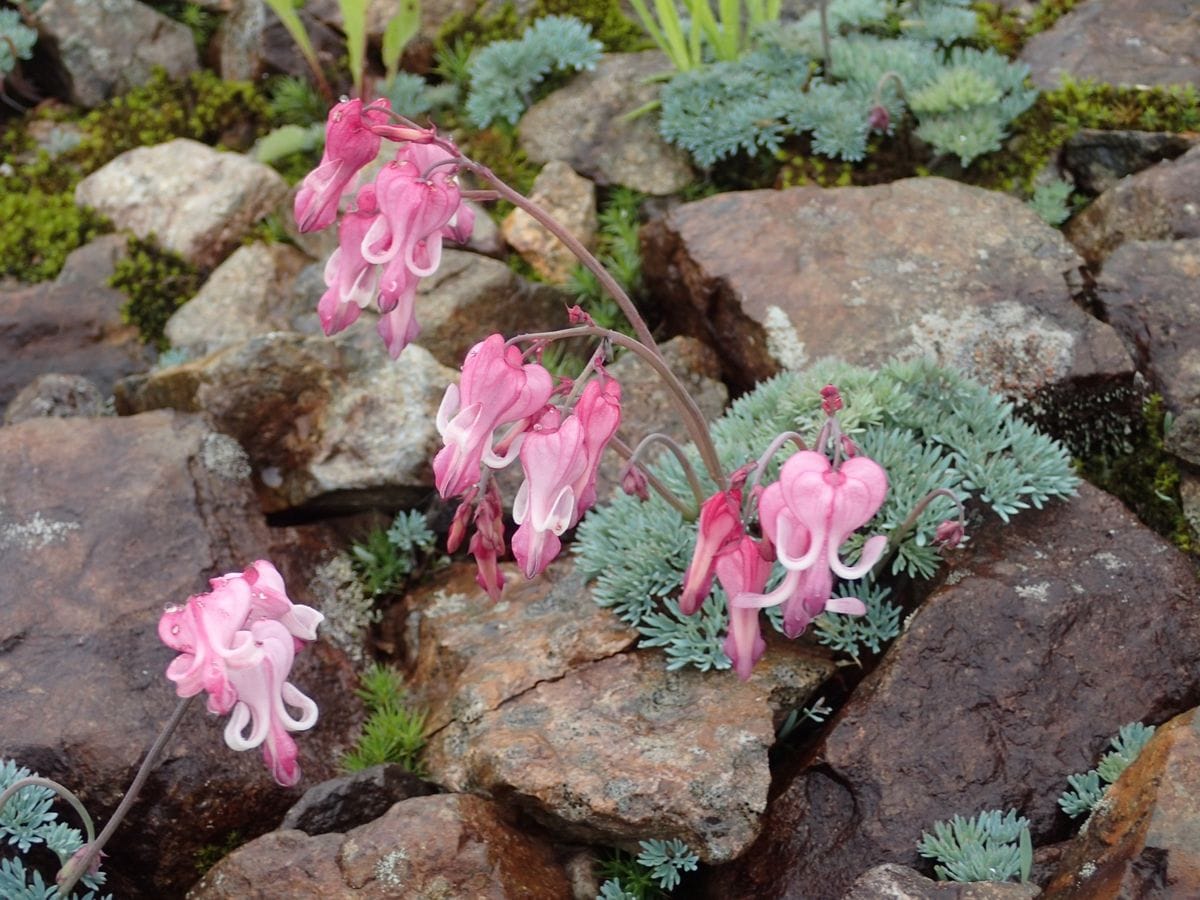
[3,373,105,425]
[279,764,436,836]
[519,52,695,196]
[217,0,346,85]
[1020,0,1200,91]
[1098,238,1200,412]
[1062,129,1197,196]
[400,559,639,734]
[1044,708,1200,899]
[844,864,1039,899]
[1067,144,1200,264]
[115,331,454,512]
[0,235,153,410]
[424,641,834,862]
[707,483,1200,899]
[502,160,597,283]
[642,179,1133,412]
[189,793,572,898]
[0,412,360,897]
[413,248,574,368]
[74,139,290,270]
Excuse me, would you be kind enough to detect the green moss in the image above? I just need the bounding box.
[972,0,1084,56]
[1076,395,1193,552]
[531,0,647,52]
[434,3,522,55]
[108,235,203,350]
[0,189,107,282]
[193,830,244,876]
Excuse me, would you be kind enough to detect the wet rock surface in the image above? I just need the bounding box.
[1020,0,1200,90]
[75,139,289,270]
[642,179,1133,413]
[1044,707,1200,899]
[189,793,572,898]
[707,482,1200,899]
[0,236,154,410]
[0,412,359,897]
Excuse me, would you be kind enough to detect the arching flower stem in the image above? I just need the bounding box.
[621,431,706,512]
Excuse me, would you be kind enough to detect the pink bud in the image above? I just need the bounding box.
[820,384,843,415]
[621,465,650,502]
[934,519,965,549]
[567,305,596,326]
[868,104,890,133]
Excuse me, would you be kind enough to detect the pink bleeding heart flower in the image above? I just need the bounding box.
[223,619,319,787]
[715,536,773,680]
[241,559,323,648]
[317,185,380,337]
[360,142,462,278]
[679,487,745,615]
[735,450,888,635]
[434,334,554,499]
[568,378,622,519]
[158,575,259,715]
[375,252,421,358]
[511,407,589,579]
[294,98,389,233]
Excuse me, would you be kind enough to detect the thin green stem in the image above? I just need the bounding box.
[57,697,193,896]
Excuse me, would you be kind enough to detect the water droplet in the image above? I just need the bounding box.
[170,625,180,635]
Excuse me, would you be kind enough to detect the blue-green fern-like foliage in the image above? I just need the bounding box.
[0,760,110,899]
[917,809,1033,883]
[466,15,603,127]
[658,0,1037,166]
[1059,721,1156,818]
[574,358,1078,670]
[0,9,37,76]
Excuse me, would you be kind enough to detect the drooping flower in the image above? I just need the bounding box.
[434,334,554,499]
[158,561,323,785]
[679,487,745,615]
[223,619,319,788]
[734,450,887,637]
[294,98,389,233]
[715,536,773,680]
[469,481,507,601]
[317,185,380,337]
[511,408,589,579]
[567,378,622,518]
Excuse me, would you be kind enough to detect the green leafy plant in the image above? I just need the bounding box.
[465,15,603,127]
[0,760,110,899]
[1059,721,1156,818]
[0,8,36,79]
[340,664,428,775]
[1028,178,1073,225]
[597,839,699,898]
[659,0,1037,168]
[566,187,645,335]
[350,509,441,597]
[0,188,107,283]
[626,0,781,72]
[917,808,1032,883]
[576,358,1077,671]
[108,235,202,350]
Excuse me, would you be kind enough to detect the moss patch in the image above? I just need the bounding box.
[109,235,203,350]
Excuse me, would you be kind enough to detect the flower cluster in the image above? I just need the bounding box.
[294,98,474,358]
[680,393,889,679]
[158,561,323,786]
[438,333,622,599]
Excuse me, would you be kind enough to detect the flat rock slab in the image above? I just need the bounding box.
[1045,707,1200,898]
[643,179,1133,413]
[0,235,153,410]
[520,52,694,196]
[707,483,1200,899]
[845,864,1039,899]
[401,560,639,735]
[116,332,454,512]
[36,0,198,107]
[75,139,289,270]
[190,793,572,898]
[1067,143,1200,264]
[1021,0,1200,90]
[1098,238,1200,412]
[424,640,834,863]
[0,412,359,897]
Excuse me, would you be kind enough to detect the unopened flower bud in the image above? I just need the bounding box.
[934,519,965,549]
[867,104,890,133]
[841,434,859,458]
[446,487,478,554]
[621,465,650,502]
[567,304,596,326]
[820,384,843,415]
